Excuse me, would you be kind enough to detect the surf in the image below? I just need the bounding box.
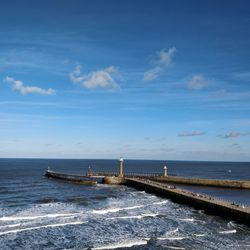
[0,221,88,236]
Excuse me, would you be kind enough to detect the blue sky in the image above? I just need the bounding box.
[0,0,250,161]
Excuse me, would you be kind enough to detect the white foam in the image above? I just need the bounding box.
[106,215,142,220]
[153,200,168,205]
[142,213,158,217]
[106,213,158,220]
[0,213,80,222]
[227,221,236,228]
[164,228,179,235]
[193,233,206,237]
[162,246,185,250]
[0,223,21,229]
[92,239,148,249]
[92,205,143,215]
[0,221,88,236]
[157,236,187,241]
[58,215,78,220]
[179,218,194,222]
[218,229,236,234]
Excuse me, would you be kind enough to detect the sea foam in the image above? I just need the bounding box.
[0,221,87,236]
[106,213,159,220]
[218,229,237,234]
[0,213,80,221]
[92,205,143,215]
[92,239,148,249]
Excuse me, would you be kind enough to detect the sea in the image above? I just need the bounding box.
[0,158,250,250]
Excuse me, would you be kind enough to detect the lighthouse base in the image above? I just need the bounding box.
[103,176,126,185]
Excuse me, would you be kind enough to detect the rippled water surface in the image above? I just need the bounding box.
[0,159,250,249]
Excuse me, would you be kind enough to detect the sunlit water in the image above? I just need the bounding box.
[0,159,250,249]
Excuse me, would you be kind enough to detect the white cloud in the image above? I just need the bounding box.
[218,131,250,139]
[4,77,55,95]
[143,66,161,81]
[156,47,176,66]
[144,47,176,82]
[69,65,119,89]
[178,131,205,137]
[69,65,86,84]
[188,74,207,90]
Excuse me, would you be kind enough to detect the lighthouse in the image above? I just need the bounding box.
[163,165,168,177]
[119,157,124,177]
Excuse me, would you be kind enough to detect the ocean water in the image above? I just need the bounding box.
[0,158,250,249]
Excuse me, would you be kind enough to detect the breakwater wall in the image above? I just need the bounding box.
[125,178,250,226]
[45,170,97,185]
[103,176,126,185]
[152,176,250,189]
[91,171,160,178]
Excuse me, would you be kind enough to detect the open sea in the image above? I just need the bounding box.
[0,158,250,249]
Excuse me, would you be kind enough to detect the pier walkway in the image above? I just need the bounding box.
[153,175,250,189]
[90,171,161,178]
[125,177,250,226]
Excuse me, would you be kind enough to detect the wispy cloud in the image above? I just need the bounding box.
[217,131,250,139]
[143,66,162,81]
[155,47,176,66]
[4,77,55,95]
[143,47,176,81]
[178,131,205,137]
[233,71,250,80]
[69,65,119,89]
[214,89,226,98]
[187,74,207,90]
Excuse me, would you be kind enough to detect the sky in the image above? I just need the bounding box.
[0,0,250,161]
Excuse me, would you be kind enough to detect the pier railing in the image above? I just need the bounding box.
[90,171,162,178]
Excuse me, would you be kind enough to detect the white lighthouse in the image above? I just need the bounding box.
[119,157,124,177]
[163,165,168,177]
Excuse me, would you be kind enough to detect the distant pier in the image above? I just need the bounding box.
[152,175,250,189]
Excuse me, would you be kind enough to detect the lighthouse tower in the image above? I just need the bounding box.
[163,165,168,177]
[119,157,124,177]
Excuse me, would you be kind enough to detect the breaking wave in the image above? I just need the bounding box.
[162,246,185,250]
[0,212,80,222]
[153,200,168,205]
[179,218,195,222]
[193,233,206,237]
[0,221,88,236]
[0,223,21,230]
[157,236,187,241]
[218,229,237,234]
[91,239,148,249]
[92,205,143,215]
[106,213,159,220]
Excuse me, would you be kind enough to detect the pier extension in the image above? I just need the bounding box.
[152,176,250,189]
[125,178,250,226]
